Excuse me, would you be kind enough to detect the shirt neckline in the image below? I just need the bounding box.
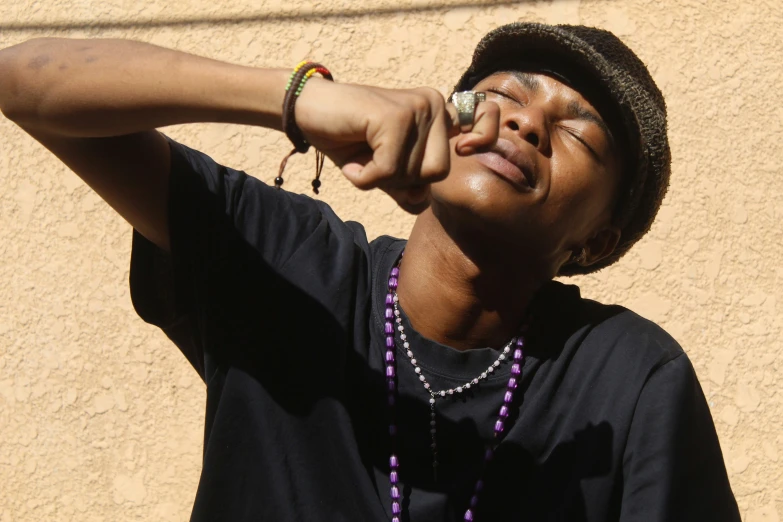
[371,239,517,385]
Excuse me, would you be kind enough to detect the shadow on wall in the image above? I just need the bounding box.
[4,1,546,32]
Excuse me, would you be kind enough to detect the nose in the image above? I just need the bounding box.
[503,105,550,154]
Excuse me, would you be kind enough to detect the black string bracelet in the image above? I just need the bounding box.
[277,61,334,194]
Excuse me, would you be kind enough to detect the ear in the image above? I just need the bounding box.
[577,226,622,267]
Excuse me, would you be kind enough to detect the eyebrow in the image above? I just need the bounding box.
[508,70,541,93]
[566,100,616,148]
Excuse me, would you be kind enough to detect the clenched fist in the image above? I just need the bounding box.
[295,79,500,213]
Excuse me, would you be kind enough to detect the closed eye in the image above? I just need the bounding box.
[560,125,599,159]
[485,88,507,97]
[485,88,522,105]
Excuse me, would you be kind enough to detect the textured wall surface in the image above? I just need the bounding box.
[1,0,782,520]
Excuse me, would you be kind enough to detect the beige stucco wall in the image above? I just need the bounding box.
[1,0,781,520]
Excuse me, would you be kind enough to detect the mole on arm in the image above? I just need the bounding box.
[27,54,51,70]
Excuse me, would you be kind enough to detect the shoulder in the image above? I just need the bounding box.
[532,281,684,376]
[163,136,374,272]
[586,299,684,369]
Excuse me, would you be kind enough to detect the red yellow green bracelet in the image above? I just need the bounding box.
[276,61,334,194]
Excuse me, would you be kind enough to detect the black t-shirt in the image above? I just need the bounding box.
[129,138,740,522]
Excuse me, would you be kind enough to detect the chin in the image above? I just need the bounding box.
[430,179,525,252]
[432,171,524,226]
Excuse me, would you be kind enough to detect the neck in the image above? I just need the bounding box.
[397,208,546,351]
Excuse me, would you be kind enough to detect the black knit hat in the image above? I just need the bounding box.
[454,23,671,275]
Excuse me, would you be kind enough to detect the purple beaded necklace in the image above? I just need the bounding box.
[383,251,526,522]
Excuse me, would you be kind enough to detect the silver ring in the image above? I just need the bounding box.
[452,91,486,132]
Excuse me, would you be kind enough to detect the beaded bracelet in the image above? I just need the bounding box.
[276,61,334,194]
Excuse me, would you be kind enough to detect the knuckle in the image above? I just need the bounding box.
[377,159,401,179]
[410,93,431,114]
[416,86,445,104]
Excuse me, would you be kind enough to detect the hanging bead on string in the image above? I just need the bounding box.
[384,250,527,522]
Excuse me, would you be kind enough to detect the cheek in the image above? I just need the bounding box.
[547,161,615,233]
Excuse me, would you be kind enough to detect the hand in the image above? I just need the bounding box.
[295,80,500,213]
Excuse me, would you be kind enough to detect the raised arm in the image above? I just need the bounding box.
[0,37,499,250]
[0,38,294,250]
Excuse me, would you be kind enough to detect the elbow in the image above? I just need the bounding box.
[0,88,27,126]
[0,45,23,121]
[0,38,57,124]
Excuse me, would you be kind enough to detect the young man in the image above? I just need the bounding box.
[0,22,740,521]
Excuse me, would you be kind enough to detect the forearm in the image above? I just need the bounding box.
[0,37,288,137]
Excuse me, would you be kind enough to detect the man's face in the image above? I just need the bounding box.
[430,71,623,277]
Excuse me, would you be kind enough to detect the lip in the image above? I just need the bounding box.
[473,139,536,191]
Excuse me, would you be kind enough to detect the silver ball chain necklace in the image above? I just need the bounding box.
[391,293,514,479]
[383,251,528,521]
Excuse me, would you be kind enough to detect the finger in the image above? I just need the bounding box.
[340,148,374,181]
[416,97,452,184]
[445,103,462,139]
[389,89,449,187]
[347,114,412,190]
[395,89,442,186]
[447,100,501,154]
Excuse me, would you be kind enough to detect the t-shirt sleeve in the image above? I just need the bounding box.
[129,137,368,381]
[619,353,741,521]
